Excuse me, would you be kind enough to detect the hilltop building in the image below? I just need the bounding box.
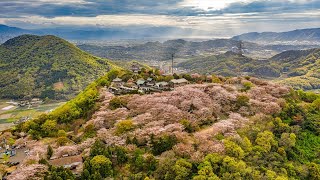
[170,78,189,87]
[146,78,156,87]
[136,79,146,87]
[111,77,124,87]
[155,82,170,90]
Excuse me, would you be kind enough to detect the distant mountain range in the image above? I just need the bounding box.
[0,35,112,100]
[0,25,31,43]
[0,24,209,43]
[1,24,320,45]
[78,39,263,61]
[78,38,320,61]
[232,28,320,44]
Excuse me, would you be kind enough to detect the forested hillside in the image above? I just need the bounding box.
[274,49,320,90]
[178,49,320,90]
[0,35,111,100]
[178,51,281,77]
[5,72,320,179]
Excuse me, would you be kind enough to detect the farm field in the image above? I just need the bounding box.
[0,100,65,131]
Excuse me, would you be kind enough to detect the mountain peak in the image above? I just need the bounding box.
[0,24,25,31]
[0,35,111,99]
[0,24,13,28]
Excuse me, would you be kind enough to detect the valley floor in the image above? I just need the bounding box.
[0,100,65,131]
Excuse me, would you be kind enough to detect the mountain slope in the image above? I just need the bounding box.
[0,35,111,99]
[270,49,316,63]
[178,51,281,77]
[8,75,320,179]
[232,28,320,44]
[178,48,320,90]
[274,48,320,89]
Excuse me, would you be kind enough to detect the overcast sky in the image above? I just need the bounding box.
[1,0,320,37]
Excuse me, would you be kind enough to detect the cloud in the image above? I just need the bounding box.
[0,0,320,36]
[219,0,320,14]
[179,0,254,11]
[0,0,184,18]
[2,10,320,37]
[183,0,320,12]
[0,14,187,27]
[1,0,319,17]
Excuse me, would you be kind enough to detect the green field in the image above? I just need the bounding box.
[0,100,65,131]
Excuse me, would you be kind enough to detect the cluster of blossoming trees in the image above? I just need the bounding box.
[7,76,320,179]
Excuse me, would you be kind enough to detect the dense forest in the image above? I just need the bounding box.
[4,69,320,180]
[0,35,111,100]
